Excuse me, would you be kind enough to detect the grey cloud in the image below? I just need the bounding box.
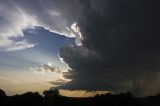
[58,0,160,96]
[49,79,68,86]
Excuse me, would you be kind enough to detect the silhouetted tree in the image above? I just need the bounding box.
[0,89,6,105]
[43,89,60,97]
[0,89,6,97]
[8,92,43,106]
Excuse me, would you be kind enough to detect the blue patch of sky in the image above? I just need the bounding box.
[0,27,75,72]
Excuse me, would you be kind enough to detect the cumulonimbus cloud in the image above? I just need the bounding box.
[58,0,160,96]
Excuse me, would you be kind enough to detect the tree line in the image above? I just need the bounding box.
[0,89,160,106]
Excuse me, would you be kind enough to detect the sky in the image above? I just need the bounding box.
[0,0,160,97]
[0,26,75,95]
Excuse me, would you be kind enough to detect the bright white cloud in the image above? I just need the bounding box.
[5,40,37,51]
[0,0,82,51]
[0,1,37,51]
[67,22,83,46]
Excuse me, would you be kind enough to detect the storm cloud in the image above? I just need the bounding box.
[58,0,160,96]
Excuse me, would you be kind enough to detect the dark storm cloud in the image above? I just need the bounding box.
[58,0,160,96]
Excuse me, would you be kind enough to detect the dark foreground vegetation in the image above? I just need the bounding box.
[1,89,160,106]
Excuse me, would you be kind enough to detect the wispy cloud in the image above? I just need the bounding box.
[28,63,70,87]
[48,78,69,86]
[1,39,37,51]
[0,1,37,51]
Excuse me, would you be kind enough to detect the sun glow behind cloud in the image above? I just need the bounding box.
[28,59,71,88]
[0,32,72,96]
